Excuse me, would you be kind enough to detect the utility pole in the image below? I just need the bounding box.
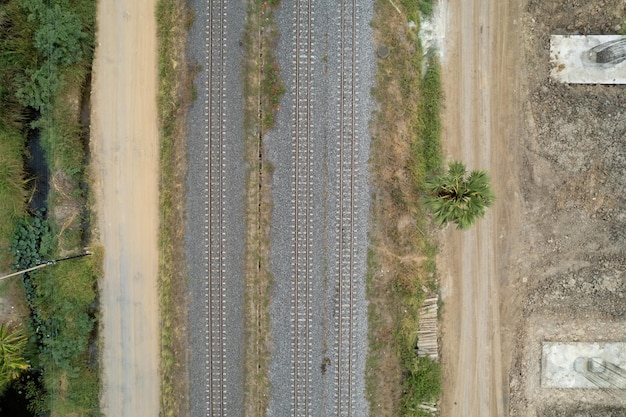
[0,252,92,281]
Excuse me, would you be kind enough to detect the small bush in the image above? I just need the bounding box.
[401,356,442,413]
[10,209,52,270]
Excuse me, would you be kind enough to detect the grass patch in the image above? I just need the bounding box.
[368,0,442,415]
[155,0,194,416]
[242,1,284,416]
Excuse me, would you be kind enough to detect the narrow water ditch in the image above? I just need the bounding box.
[79,72,92,246]
[24,111,49,212]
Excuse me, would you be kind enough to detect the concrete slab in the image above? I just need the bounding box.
[550,35,626,84]
[542,342,626,388]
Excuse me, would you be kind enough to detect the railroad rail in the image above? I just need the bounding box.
[334,1,358,415]
[290,0,314,415]
[206,0,227,414]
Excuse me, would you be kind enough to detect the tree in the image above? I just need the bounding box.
[0,324,30,391]
[423,161,495,230]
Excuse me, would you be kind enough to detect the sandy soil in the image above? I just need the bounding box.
[438,0,525,415]
[90,0,160,415]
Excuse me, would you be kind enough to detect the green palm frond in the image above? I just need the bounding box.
[423,161,495,229]
[0,325,30,388]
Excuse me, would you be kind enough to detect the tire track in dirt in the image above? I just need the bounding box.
[439,0,523,415]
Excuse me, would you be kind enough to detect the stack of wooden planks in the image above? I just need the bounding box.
[417,296,439,360]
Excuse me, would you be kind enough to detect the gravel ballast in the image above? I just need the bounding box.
[185,1,247,416]
[267,1,376,415]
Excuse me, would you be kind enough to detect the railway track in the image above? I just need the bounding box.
[290,0,314,415]
[206,0,227,414]
[334,1,358,415]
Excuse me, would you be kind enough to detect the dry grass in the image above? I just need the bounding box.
[242,1,283,416]
[49,169,83,254]
[155,0,194,416]
[367,1,442,416]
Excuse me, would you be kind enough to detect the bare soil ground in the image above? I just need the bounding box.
[510,1,626,415]
[439,0,626,416]
[90,0,160,415]
[0,278,29,329]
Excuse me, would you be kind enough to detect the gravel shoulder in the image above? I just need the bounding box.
[90,0,160,415]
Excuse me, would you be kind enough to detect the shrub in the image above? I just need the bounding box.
[10,209,52,270]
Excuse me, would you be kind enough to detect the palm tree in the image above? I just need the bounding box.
[0,324,30,390]
[423,161,495,230]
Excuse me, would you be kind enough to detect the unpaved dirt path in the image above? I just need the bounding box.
[90,0,160,415]
[439,0,524,415]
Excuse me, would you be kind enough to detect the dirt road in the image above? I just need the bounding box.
[439,0,524,415]
[90,0,160,416]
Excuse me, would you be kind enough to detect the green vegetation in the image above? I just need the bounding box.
[9,210,100,416]
[417,0,435,17]
[16,0,93,114]
[424,161,495,230]
[0,128,28,270]
[414,58,442,180]
[0,0,99,414]
[10,209,53,270]
[20,249,101,416]
[0,324,30,391]
[401,356,441,413]
[0,0,32,270]
[155,0,193,415]
[368,0,443,415]
[397,0,436,20]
